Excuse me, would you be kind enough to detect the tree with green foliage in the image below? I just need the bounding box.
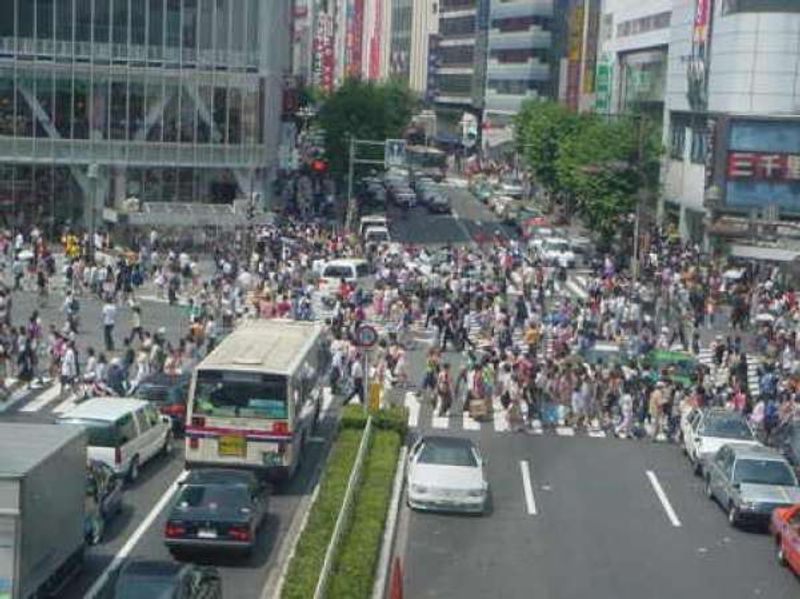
[316,79,417,178]
[514,100,661,240]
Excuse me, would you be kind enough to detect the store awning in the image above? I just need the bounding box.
[729,244,800,263]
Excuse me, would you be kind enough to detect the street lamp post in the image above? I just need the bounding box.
[87,163,99,263]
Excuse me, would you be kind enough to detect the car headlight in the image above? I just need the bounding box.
[466,489,485,498]
[739,501,758,511]
[410,484,428,494]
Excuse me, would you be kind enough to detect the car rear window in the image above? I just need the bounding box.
[418,442,477,467]
[134,384,170,403]
[323,265,354,278]
[703,416,753,440]
[61,418,121,448]
[176,484,249,509]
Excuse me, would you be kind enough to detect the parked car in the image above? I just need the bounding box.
[164,469,269,557]
[704,444,800,527]
[684,408,761,474]
[129,372,191,434]
[769,417,800,476]
[498,176,524,199]
[85,459,125,545]
[771,502,800,574]
[406,435,488,514]
[57,397,173,482]
[112,560,222,599]
[428,193,451,214]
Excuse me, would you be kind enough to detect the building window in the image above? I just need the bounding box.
[440,16,475,37]
[439,45,474,66]
[491,16,550,32]
[669,115,688,160]
[488,79,548,96]
[490,48,549,63]
[721,0,800,14]
[437,74,473,95]
[616,11,671,38]
[440,0,475,11]
[690,126,708,165]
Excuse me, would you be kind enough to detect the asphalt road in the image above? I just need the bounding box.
[391,181,800,599]
[0,271,339,599]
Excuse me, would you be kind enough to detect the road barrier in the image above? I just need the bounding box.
[313,416,374,599]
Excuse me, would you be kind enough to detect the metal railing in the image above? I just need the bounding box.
[313,416,374,599]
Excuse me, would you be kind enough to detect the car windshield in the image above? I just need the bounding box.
[176,484,249,510]
[134,384,172,403]
[702,416,753,440]
[323,265,354,278]
[418,442,477,467]
[734,459,797,486]
[115,577,177,599]
[545,241,569,252]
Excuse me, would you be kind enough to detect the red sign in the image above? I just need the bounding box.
[727,152,800,181]
[368,0,382,80]
[693,0,710,44]
[314,14,335,93]
[346,0,364,78]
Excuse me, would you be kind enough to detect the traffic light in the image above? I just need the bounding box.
[311,159,328,172]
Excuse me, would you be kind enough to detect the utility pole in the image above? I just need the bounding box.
[631,114,646,286]
[87,163,99,264]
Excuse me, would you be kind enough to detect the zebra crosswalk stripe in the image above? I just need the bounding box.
[20,383,62,413]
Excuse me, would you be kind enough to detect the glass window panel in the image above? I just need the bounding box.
[73,80,89,139]
[56,0,73,42]
[166,0,180,47]
[162,81,179,141]
[37,0,55,40]
[196,84,211,143]
[179,82,194,142]
[15,75,33,137]
[242,82,258,144]
[148,0,164,47]
[227,87,240,144]
[143,168,162,201]
[183,0,197,49]
[35,72,55,138]
[231,0,245,54]
[215,0,228,56]
[19,0,34,37]
[113,0,129,45]
[110,80,127,139]
[90,76,109,139]
[54,76,73,138]
[162,167,176,200]
[128,79,145,140]
[0,67,14,136]
[145,77,164,141]
[247,0,258,58]
[178,168,192,202]
[212,86,226,142]
[199,0,212,51]
[0,0,15,37]
[131,0,146,45]
[76,0,92,42]
[95,0,111,44]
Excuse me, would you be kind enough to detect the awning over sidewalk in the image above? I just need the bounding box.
[729,244,800,263]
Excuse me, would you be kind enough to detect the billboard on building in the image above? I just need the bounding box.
[425,34,441,102]
[368,0,383,80]
[346,0,364,78]
[720,118,800,213]
[314,13,335,92]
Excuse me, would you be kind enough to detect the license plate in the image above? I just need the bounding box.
[218,434,246,457]
[197,529,217,539]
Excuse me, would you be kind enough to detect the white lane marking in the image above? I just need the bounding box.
[555,426,575,437]
[321,386,334,413]
[462,411,481,431]
[493,398,509,432]
[587,430,607,438]
[405,391,420,428]
[53,393,80,415]
[646,470,682,528]
[431,414,449,429]
[85,469,189,599]
[566,280,588,300]
[519,460,537,515]
[20,383,62,412]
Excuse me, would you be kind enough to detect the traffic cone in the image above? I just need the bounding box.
[389,556,403,599]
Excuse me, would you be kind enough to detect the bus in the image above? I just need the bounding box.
[184,320,329,479]
[406,145,448,181]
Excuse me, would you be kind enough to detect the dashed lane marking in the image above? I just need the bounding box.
[646,470,682,528]
[519,460,538,516]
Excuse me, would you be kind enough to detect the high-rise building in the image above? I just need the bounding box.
[0,0,290,229]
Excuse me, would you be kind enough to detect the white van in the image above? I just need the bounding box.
[364,226,391,244]
[318,258,371,297]
[359,215,388,237]
[57,397,172,482]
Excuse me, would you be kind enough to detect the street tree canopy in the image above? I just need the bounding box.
[514,100,661,240]
[316,79,417,178]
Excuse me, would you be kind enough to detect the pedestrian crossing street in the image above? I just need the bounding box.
[403,391,611,439]
[695,347,761,398]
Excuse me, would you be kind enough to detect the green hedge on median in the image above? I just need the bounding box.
[281,427,363,599]
[327,427,402,599]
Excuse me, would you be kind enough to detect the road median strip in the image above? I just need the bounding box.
[280,404,407,599]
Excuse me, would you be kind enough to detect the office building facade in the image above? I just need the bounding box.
[0,0,289,229]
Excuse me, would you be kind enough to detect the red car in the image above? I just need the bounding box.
[771,503,800,574]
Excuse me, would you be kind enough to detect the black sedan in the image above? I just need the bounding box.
[112,560,222,599]
[427,193,451,214]
[164,469,269,557]
[130,372,191,433]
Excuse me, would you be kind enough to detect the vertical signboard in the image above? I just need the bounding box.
[368,0,383,80]
[316,13,335,93]
[425,34,440,102]
[594,58,612,113]
[687,0,712,110]
[345,0,364,78]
